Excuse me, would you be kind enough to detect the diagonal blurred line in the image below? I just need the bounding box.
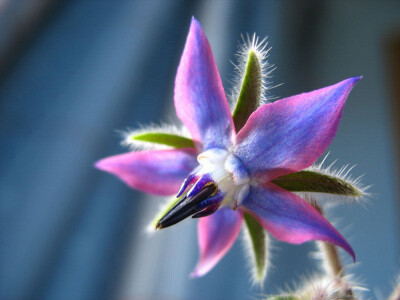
[0,0,65,86]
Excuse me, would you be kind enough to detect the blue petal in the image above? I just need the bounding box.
[174,18,235,151]
[242,183,355,260]
[234,78,361,181]
[191,207,243,277]
[95,148,197,196]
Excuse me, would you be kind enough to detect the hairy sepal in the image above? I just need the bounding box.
[265,275,365,300]
[232,50,262,131]
[231,34,274,111]
[271,163,367,206]
[131,132,194,148]
[243,212,269,285]
[232,41,271,285]
[232,35,274,132]
[122,125,195,150]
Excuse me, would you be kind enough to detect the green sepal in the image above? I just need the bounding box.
[232,50,262,131]
[244,212,268,282]
[271,170,364,197]
[233,48,267,283]
[130,132,195,149]
[150,196,182,230]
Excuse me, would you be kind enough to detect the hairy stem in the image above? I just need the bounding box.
[312,202,353,297]
[317,241,342,276]
[314,204,343,277]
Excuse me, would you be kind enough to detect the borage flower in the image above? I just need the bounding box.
[96,18,365,283]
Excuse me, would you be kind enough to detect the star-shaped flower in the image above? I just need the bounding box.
[95,18,365,282]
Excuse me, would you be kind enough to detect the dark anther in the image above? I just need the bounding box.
[191,204,220,218]
[156,183,218,229]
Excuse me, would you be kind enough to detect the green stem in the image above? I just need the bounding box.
[313,203,354,297]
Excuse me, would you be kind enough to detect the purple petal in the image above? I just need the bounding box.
[174,18,235,151]
[187,174,213,197]
[95,148,197,196]
[176,170,199,198]
[234,77,361,180]
[190,207,243,277]
[242,183,355,260]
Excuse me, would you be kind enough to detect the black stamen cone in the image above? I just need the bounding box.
[192,204,220,218]
[156,183,217,229]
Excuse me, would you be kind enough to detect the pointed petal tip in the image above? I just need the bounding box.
[345,75,362,86]
[189,269,202,279]
[242,184,357,263]
[191,209,243,279]
[94,157,112,172]
[94,160,102,170]
[349,75,363,84]
[175,15,234,150]
[351,250,356,263]
[189,263,211,278]
[346,244,356,263]
[329,237,355,262]
[235,76,362,179]
[189,16,202,33]
[94,149,197,195]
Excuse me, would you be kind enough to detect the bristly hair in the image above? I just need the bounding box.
[119,123,190,151]
[312,236,358,279]
[296,274,367,300]
[297,154,370,207]
[229,33,276,108]
[261,274,366,300]
[241,223,271,288]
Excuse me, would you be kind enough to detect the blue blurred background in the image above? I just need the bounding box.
[0,0,399,299]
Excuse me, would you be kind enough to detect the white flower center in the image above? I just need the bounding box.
[197,149,250,208]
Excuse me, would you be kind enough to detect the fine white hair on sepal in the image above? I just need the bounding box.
[119,123,190,151]
[229,33,277,108]
[261,274,366,300]
[241,222,271,287]
[296,274,367,299]
[296,153,370,208]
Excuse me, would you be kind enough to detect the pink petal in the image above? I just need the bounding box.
[242,183,355,260]
[190,207,243,277]
[95,148,197,196]
[234,77,361,180]
[174,18,235,151]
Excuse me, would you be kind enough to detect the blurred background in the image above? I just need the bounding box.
[0,0,399,299]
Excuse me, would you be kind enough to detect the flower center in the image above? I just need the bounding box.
[157,149,251,229]
[197,148,250,208]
